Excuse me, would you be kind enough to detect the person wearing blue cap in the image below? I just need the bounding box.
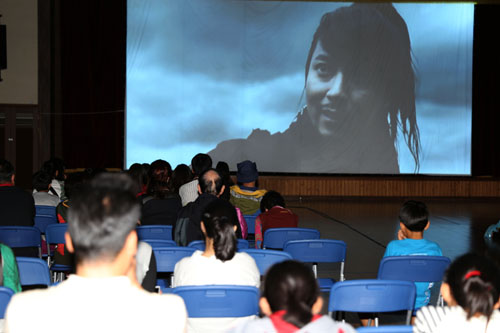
[229,160,267,216]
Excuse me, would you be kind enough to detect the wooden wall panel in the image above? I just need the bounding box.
[257,176,500,198]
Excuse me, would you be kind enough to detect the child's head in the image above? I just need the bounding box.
[441,253,500,321]
[32,171,52,192]
[260,260,323,328]
[260,190,285,212]
[399,200,429,232]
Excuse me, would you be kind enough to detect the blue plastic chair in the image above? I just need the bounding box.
[153,246,196,291]
[357,325,413,333]
[263,227,320,249]
[243,212,260,235]
[329,279,416,326]
[173,285,259,318]
[45,224,72,281]
[239,249,292,275]
[136,225,173,241]
[34,205,58,233]
[377,255,451,308]
[283,239,346,291]
[142,239,177,248]
[0,226,42,258]
[0,287,15,319]
[188,239,250,251]
[16,257,52,287]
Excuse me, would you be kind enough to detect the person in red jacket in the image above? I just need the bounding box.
[255,190,298,248]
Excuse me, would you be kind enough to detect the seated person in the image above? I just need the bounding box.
[173,198,260,332]
[414,253,500,333]
[229,160,267,215]
[179,153,212,206]
[255,191,298,248]
[140,159,181,226]
[5,173,187,333]
[232,260,355,333]
[0,243,21,293]
[383,200,442,314]
[32,171,60,207]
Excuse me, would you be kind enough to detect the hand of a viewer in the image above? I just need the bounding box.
[397,229,407,240]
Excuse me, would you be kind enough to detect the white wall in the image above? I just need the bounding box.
[0,0,38,104]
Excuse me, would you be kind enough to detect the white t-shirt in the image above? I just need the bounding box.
[173,250,260,333]
[179,179,199,207]
[5,275,187,333]
[415,306,500,333]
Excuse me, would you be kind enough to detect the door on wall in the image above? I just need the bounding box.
[1,107,37,190]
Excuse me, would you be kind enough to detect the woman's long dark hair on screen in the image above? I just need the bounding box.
[201,199,238,262]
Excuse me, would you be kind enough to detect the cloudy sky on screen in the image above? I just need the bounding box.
[126,0,473,175]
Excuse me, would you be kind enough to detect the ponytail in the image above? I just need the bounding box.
[445,253,500,321]
[202,199,238,262]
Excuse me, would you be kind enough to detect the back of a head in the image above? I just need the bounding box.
[445,253,500,321]
[199,168,223,196]
[399,200,429,232]
[260,190,285,212]
[172,164,193,193]
[263,260,319,328]
[0,159,14,183]
[68,173,140,264]
[127,163,148,193]
[147,159,172,198]
[202,198,238,262]
[32,171,52,192]
[191,153,212,177]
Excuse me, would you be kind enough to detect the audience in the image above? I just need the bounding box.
[127,163,148,197]
[384,200,442,311]
[140,159,181,227]
[255,190,298,248]
[414,253,500,333]
[32,171,60,207]
[4,172,187,333]
[229,160,267,215]
[39,157,66,199]
[173,198,260,332]
[232,260,355,333]
[215,161,234,201]
[172,163,193,194]
[179,153,212,206]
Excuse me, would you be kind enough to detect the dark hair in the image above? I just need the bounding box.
[216,161,234,201]
[63,172,88,199]
[444,253,500,321]
[146,160,173,198]
[191,153,212,177]
[0,159,14,183]
[399,200,429,231]
[199,169,223,196]
[41,158,66,181]
[68,173,140,264]
[32,171,52,192]
[171,164,193,193]
[305,3,420,171]
[260,190,285,212]
[127,163,148,194]
[201,199,238,262]
[263,260,320,328]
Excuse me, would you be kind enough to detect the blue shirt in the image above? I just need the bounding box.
[383,238,443,309]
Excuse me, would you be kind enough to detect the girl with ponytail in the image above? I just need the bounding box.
[233,260,355,333]
[415,253,500,333]
[173,198,260,333]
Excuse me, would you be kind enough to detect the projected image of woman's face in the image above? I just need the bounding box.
[306,41,373,138]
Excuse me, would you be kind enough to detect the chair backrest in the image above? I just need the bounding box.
[45,224,68,247]
[189,239,250,251]
[142,239,177,248]
[136,225,173,241]
[283,239,346,263]
[263,227,320,249]
[0,226,42,249]
[239,249,293,275]
[243,213,259,235]
[357,325,413,333]
[329,280,416,325]
[16,257,52,287]
[34,205,58,233]
[153,247,196,273]
[0,287,15,319]
[377,256,451,283]
[173,285,259,318]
